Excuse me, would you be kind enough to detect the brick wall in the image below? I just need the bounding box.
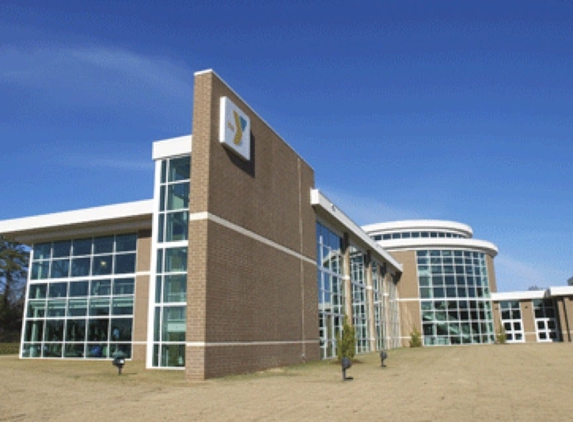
[132,229,151,361]
[186,71,319,380]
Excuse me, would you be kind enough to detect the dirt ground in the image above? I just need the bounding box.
[1,343,572,421]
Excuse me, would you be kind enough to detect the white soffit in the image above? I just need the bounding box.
[0,200,153,244]
[152,135,192,160]
[491,290,546,301]
[376,238,499,257]
[311,189,403,273]
[547,286,573,297]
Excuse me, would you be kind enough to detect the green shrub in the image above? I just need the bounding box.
[336,315,356,361]
[496,325,507,344]
[0,343,20,355]
[409,327,423,348]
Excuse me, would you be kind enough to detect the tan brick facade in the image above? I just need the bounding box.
[186,71,318,380]
[132,229,151,361]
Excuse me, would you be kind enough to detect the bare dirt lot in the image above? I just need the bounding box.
[1,343,572,421]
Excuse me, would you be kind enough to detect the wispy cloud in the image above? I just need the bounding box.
[318,186,423,226]
[494,255,547,291]
[57,153,153,172]
[494,253,570,292]
[0,44,193,120]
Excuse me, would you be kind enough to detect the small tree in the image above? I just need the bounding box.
[409,327,423,347]
[496,325,507,344]
[336,315,356,361]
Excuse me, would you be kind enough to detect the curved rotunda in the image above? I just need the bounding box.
[363,220,498,347]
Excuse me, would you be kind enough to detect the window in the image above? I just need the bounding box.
[316,222,344,359]
[152,155,191,368]
[417,250,494,346]
[22,235,137,360]
[499,301,524,342]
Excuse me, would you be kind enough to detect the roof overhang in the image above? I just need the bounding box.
[491,290,546,301]
[0,200,153,244]
[374,237,498,257]
[152,135,192,160]
[547,286,573,297]
[311,189,403,274]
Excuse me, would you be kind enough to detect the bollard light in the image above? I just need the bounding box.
[112,355,126,375]
[380,350,388,368]
[341,357,353,381]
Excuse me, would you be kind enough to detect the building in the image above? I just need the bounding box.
[1,70,572,380]
[363,220,499,346]
[491,287,573,343]
[363,220,573,346]
[0,70,402,380]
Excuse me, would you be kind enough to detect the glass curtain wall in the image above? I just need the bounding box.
[372,262,386,350]
[316,222,345,359]
[350,246,370,354]
[417,250,495,346]
[23,234,137,359]
[152,155,190,368]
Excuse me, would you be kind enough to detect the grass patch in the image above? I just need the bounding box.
[0,343,19,355]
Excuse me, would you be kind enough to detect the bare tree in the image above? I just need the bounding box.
[0,236,29,341]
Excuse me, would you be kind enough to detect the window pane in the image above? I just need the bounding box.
[72,238,92,256]
[110,318,133,341]
[52,241,71,258]
[167,183,190,210]
[69,281,89,297]
[87,343,108,358]
[27,301,46,318]
[50,259,70,279]
[109,344,131,358]
[71,257,91,277]
[68,299,88,317]
[28,284,47,299]
[163,274,186,303]
[114,253,136,274]
[93,236,114,254]
[165,212,189,241]
[161,344,185,367]
[91,280,111,296]
[44,320,64,342]
[89,297,110,316]
[66,319,87,342]
[116,234,137,252]
[47,300,66,317]
[92,255,112,276]
[64,344,85,358]
[33,243,51,260]
[31,261,50,280]
[48,282,68,298]
[88,319,109,341]
[168,156,190,181]
[162,306,186,342]
[165,248,187,272]
[113,278,134,295]
[24,320,44,342]
[112,297,134,315]
[43,343,63,358]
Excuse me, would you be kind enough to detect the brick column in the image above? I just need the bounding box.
[342,233,353,322]
[365,253,377,351]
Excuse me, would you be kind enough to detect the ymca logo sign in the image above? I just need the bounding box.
[219,96,251,160]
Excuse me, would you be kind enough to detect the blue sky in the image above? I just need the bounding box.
[1,0,572,291]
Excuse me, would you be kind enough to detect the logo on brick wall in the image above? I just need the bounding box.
[219,96,251,160]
